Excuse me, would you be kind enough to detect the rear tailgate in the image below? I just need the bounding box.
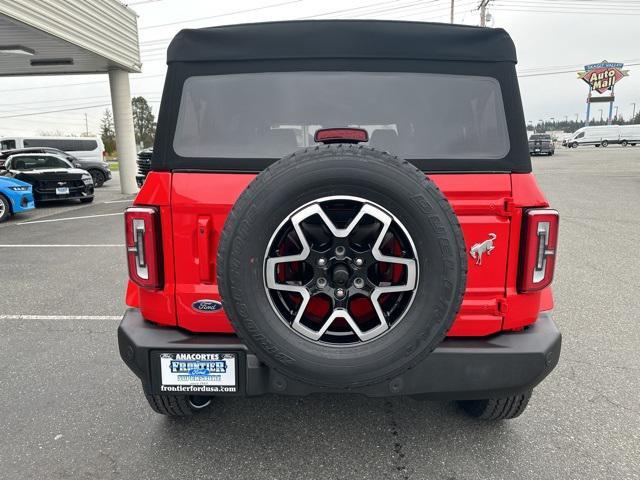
[171,172,512,336]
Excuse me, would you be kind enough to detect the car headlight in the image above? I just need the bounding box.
[81,173,93,184]
[8,186,29,191]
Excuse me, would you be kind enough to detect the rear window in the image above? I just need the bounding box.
[530,135,551,141]
[23,138,98,152]
[173,72,510,160]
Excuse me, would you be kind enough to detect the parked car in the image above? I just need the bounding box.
[136,148,152,186]
[119,21,561,420]
[0,136,106,163]
[529,134,555,155]
[0,147,111,187]
[0,176,35,222]
[2,153,94,204]
[565,124,640,148]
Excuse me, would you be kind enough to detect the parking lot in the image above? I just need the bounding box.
[1,148,638,479]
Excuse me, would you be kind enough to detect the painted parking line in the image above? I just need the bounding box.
[103,199,134,204]
[17,212,123,225]
[0,315,120,320]
[0,244,124,248]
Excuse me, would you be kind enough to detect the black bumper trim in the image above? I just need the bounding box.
[118,308,561,399]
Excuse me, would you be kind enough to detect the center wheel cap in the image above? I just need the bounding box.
[331,263,350,286]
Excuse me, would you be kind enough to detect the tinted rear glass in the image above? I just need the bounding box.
[23,139,98,151]
[8,155,70,170]
[173,72,510,160]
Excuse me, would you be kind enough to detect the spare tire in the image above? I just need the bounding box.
[217,144,466,388]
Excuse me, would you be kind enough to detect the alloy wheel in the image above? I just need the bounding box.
[264,196,418,345]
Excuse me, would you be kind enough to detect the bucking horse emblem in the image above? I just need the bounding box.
[469,233,497,265]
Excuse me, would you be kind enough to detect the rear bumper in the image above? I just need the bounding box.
[8,192,35,213]
[118,308,561,400]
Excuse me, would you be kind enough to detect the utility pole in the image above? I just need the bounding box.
[632,102,637,120]
[479,0,491,26]
[575,113,579,122]
[450,0,454,23]
[84,113,89,136]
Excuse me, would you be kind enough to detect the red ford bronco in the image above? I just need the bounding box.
[118,20,561,420]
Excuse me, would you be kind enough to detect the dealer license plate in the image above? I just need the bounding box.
[159,352,237,393]
[56,187,70,195]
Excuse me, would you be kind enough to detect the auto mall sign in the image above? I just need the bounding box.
[578,61,630,125]
[578,61,629,94]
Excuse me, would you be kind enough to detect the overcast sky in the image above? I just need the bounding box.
[1,0,639,137]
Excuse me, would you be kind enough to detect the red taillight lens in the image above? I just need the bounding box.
[314,127,369,144]
[518,208,559,292]
[125,206,163,289]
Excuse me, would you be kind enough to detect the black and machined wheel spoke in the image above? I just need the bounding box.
[265,196,418,344]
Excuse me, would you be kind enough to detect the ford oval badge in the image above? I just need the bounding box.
[192,299,223,313]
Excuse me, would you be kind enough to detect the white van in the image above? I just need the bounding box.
[0,136,105,162]
[566,125,640,148]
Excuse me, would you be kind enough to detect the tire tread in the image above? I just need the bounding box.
[458,390,532,420]
[145,394,195,416]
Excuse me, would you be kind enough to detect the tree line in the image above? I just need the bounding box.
[100,96,156,155]
[529,111,640,134]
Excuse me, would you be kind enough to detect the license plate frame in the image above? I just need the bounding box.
[156,352,238,394]
[56,187,70,195]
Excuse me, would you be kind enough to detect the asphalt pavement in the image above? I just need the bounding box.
[0,149,638,479]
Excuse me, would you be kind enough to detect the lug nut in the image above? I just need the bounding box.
[317,257,327,267]
[335,246,346,257]
[335,288,346,298]
[353,277,364,289]
[354,257,364,267]
[316,277,327,288]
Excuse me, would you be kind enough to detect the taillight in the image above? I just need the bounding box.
[125,206,163,289]
[518,208,559,292]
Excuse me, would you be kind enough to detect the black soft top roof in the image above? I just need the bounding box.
[167,20,517,64]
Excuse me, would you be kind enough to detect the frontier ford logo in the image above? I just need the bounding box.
[192,299,223,313]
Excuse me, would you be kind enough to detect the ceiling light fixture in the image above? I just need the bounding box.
[30,58,74,67]
[0,45,35,56]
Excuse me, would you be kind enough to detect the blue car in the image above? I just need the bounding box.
[0,176,35,222]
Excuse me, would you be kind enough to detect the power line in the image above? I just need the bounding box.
[0,73,164,93]
[493,0,640,15]
[519,62,640,78]
[0,101,159,119]
[138,0,439,53]
[139,0,302,29]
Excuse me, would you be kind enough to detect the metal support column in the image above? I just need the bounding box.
[607,85,615,125]
[585,85,592,126]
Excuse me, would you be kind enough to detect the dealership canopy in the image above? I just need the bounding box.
[0,0,142,194]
